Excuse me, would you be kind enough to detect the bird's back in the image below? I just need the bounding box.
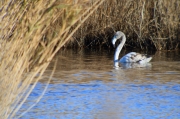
[119,52,152,63]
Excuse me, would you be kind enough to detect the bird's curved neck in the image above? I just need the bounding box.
[114,35,126,62]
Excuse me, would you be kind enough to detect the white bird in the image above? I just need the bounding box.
[112,31,152,65]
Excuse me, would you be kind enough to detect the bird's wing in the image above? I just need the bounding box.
[119,52,151,63]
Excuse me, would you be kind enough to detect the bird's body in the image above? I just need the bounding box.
[112,31,152,66]
[119,52,152,63]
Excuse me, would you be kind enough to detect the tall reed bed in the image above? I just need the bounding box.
[0,0,179,118]
[0,0,105,118]
[72,0,180,50]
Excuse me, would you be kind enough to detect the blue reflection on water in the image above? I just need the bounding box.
[20,81,180,119]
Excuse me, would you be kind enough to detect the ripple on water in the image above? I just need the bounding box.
[17,49,180,118]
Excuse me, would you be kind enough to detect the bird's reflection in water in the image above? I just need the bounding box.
[120,62,152,69]
[114,61,152,69]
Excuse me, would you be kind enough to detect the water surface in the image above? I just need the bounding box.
[19,49,180,119]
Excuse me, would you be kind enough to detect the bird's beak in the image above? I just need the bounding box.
[112,37,116,48]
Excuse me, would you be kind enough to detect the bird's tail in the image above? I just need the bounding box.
[139,56,152,64]
[145,57,152,62]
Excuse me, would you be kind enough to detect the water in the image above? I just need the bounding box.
[19,49,180,119]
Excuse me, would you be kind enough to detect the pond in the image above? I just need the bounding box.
[19,48,180,119]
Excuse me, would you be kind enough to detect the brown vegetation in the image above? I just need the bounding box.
[0,0,179,118]
[71,0,180,50]
[0,0,104,118]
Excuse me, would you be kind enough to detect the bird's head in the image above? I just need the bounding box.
[112,31,124,47]
[112,37,117,47]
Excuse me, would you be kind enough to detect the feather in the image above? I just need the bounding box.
[112,31,152,66]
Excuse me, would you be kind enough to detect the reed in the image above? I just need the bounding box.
[0,0,179,118]
[0,0,105,118]
[71,0,180,50]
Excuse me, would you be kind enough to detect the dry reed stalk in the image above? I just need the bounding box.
[0,0,105,118]
[71,0,180,50]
